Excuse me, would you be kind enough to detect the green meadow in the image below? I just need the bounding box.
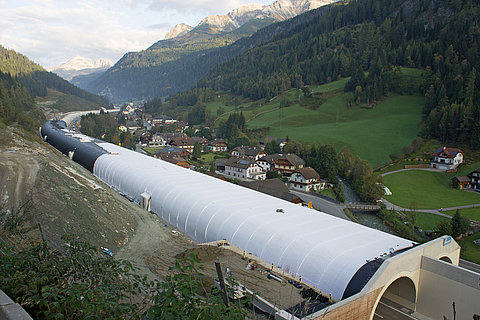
[383,169,480,220]
[415,211,450,231]
[247,92,424,166]
[201,69,424,166]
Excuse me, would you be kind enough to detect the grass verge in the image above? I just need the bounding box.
[457,232,480,265]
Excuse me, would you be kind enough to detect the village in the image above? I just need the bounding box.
[110,102,332,202]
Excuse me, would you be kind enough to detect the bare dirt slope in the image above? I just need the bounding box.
[0,126,190,275]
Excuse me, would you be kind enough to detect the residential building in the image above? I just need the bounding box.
[240,179,302,205]
[230,146,267,160]
[134,129,151,145]
[215,159,227,172]
[154,146,191,160]
[204,171,229,182]
[451,176,470,190]
[288,167,326,192]
[125,121,139,132]
[257,154,305,176]
[150,133,166,147]
[152,115,176,126]
[259,136,286,150]
[158,153,191,169]
[224,157,265,180]
[430,147,464,170]
[169,136,195,152]
[468,169,480,191]
[208,139,228,152]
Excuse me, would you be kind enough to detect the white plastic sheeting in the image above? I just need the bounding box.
[94,143,413,299]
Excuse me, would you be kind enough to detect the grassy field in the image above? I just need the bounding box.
[457,232,480,264]
[415,211,450,231]
[201,69,424,166]
[383,170,480,211]
[247,92,423,165]
[321,188,336,199]
[142,146,163,155]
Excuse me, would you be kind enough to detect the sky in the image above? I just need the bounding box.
[0,0,274,68]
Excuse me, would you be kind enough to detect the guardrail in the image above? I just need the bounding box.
[345,202,380,211]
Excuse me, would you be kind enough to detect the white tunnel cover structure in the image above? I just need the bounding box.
[94,143,413,299]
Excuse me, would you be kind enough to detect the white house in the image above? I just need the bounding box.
[208,139,228,152]
[430,147,464,170]
[150,133,166,147]
[288,167,326,192]
[224,157,265,180]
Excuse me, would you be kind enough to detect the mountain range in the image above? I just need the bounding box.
[76,0,339,102]
[168,0,338,36]
[47,55,113,81]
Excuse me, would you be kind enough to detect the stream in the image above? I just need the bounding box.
[339,178,397,235]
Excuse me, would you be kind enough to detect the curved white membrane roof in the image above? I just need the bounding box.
[94,143,413,299]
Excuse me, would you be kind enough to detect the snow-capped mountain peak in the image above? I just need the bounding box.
[47,56,113,72]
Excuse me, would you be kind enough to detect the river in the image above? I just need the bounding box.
[339,178,397,235]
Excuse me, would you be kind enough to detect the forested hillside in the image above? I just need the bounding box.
[0,46,111,130]
[0,70,45,130]
[85,4,342,102]
[176,0,480,150]
[0,46,109,109]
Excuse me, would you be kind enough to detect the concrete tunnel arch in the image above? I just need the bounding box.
[439,256,452,263]
[370,275,417,319]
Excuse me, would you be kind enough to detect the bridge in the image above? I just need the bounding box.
[344,202,380,211]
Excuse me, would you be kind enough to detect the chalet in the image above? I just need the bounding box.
[125,121,139,132]
[257,154,305,176]
[224,157,265,180]
[154,146,191,160]
[259,136,286,150]
[142,113,152,123]
[288,167,326,192]
[134,129,151,145]
[230,146,267,160]
[158,153,191,169]
[240,179,302,205]
[192,137,209,146]
[169,136,195,152]
[431,147,464,170]
[468,169,480,191]
[215,159,227,172]
[208,139,228,152]
[451,176,470,190]
[150,133,166,147]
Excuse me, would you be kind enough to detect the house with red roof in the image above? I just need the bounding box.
[430,147,464,170]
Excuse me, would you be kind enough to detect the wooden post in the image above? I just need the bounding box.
[215,259,229,306]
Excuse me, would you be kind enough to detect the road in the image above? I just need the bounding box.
[374,298,431,320]
[459,259,480,273]
[290,191,348,220]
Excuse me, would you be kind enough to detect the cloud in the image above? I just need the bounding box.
[1,0,275,68]
[0,1,165,67]
[149,22,172,29]
[146,0,244,15]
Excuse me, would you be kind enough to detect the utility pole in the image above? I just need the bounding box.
[215,260,229,306]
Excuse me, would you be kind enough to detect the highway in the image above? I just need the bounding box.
[290,191,348,220]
